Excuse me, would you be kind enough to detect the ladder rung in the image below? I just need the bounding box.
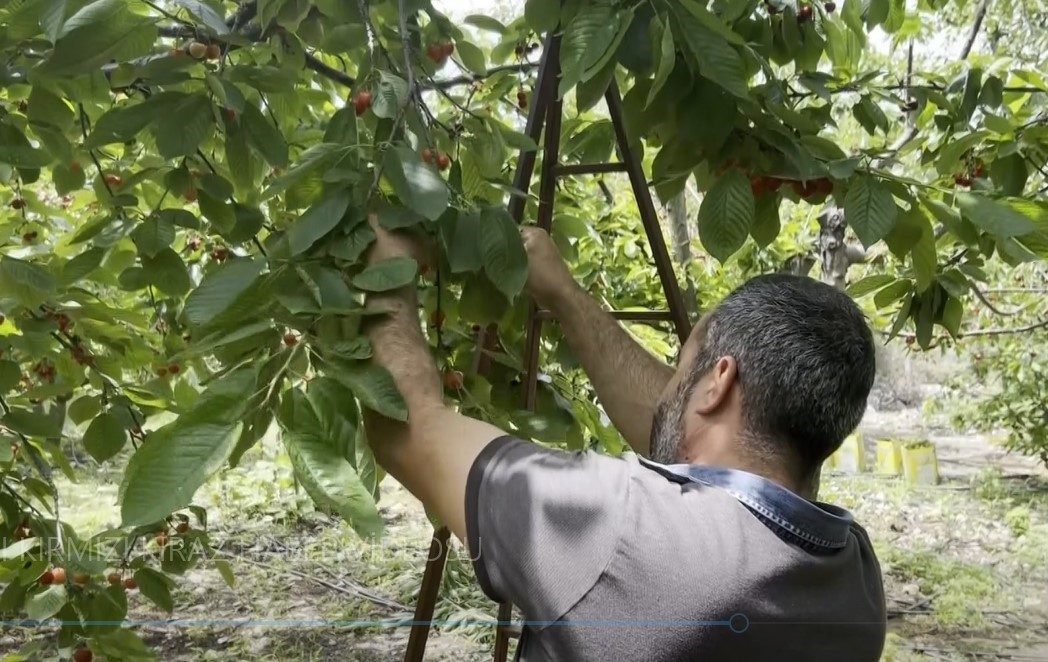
[611,311,674,322]
[554,162,628,175]
[497,624,523,638]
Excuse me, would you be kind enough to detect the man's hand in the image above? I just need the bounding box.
[521,227,578,311]
[365,213,435,271]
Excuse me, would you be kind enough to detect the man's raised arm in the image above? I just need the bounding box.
[521,228,678,457]
[358,216,505,542]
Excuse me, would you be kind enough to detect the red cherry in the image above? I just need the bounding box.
[427,44,444,62]
[51,567,66,584]
[223,108,237,122]
[422,148,433,163]
[107,573,122,586]
[168,363,180,375]
[798,5,813,21]
[750,177,766,197]
[39,570,54,585]
[73,648,93,662]
[123,577,137,590]
[436,153,450,171]
[354,91,372,115]
[443,42,455,57]
[792,180,819,198]
[11,198,25,210]
[156,366,168,378]
[442,370,464,390]
[176,521,190,534]
[283,333,298,347]
[184,187,198,202]
[105,174,122,187]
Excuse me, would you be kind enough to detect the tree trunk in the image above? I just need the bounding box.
[664,190,699,320]
[817,205,865,290]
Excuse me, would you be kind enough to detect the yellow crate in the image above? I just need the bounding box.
[901,441,939,485]
[876,440,904,476]
[833,433,866,473]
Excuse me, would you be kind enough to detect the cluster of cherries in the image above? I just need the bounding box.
[765,1,835,19]
[953,161,986,187]
[422,147,451,170]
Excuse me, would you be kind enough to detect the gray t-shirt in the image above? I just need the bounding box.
[465,437,886,661]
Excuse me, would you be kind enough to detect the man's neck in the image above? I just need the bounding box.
[680,451,814,499]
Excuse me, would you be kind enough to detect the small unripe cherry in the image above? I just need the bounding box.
[73,572,90,586]
[107,572,122,586]
[188,41,208,59]
[205,43,221,60]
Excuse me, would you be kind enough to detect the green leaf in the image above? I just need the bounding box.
[183,259,266,328]
[383,145,449,221]
[120,421,241,527]
[990,154,1029,197]
[352,257,418,292]
[330,223,375,264]
[154,94,214,159]
[874,279,912,308]
[0,538,38,560]
[446,210,483,273]
[456,40,487,76]
[131,217,176,258]
[956,193,1037,237]
[847,274,895,298]
[242,103,289,168]
[143,249,192,297]
[215,559,236,587]
[478,206,528,300]
[283,430,384,539]
[83,412,128,463]
[173,0,230,35]
[941,296,962,338]
[134,567,174,613]
[844,175,898,247]
[910,214,937,293]
[0,256,56,306]
[39,0,158,78]
[697,170,754,262]
[0,360,21,394]
[2,408,62,438]
[671,2,749,99]
[464,14,507,34]
[26,585,67,621]
[92,628,155,660]
[935,131,989,175]
[645,14,676,109]
[372,70,409,120]
[524,0,560,33]
[287,189,352,256]
[751,194,781,248]
[559,2,619,95]
[337,364,407,422]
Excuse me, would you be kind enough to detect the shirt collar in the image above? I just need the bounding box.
[637,457,854,550]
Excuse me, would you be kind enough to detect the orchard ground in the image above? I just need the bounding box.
[2,347,1048,662]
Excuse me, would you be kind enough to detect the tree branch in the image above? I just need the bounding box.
[959,0,990,60]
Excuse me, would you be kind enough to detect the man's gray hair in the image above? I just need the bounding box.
[654,274,876,473]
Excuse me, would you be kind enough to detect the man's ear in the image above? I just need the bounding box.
[693,356,737,414]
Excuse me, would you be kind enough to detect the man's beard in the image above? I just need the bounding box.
[649,393,687,464]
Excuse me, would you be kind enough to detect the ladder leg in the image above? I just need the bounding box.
[404,526,452,662]
[604,80,693,344]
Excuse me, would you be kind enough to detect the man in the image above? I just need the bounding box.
[360,216,886,661]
